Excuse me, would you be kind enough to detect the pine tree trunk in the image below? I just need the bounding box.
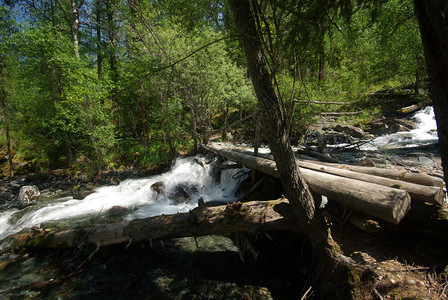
[414,0,448,188]
[227,1,371,297]
[0,59,13,177]
[139,84,148,147]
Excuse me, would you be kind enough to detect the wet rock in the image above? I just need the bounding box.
[368,118,417,135]
[18,185,40,208]
[72,186,95,200]
[321,131,354,145]
[393,119,417,130]
[107,206,129,218]
[171,183,200,204]
[306,130,353,146]
[334,124,365,138]
[151,181,165,195]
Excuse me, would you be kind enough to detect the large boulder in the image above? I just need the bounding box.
[321,131,354,145]
[18,185,40,208]
[334,124,366,139]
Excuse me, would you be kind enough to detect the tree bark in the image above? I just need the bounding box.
[71,0,81,59]
[106,0,118,84]
[207,144,411,224]
[234,148,444,188]
[5,199,297,249]
[0,58,13,177]
[96,0,103,80]
[227,1,371,297]
[139,84,148,147]
[227,0,316,236]
[214,145,443,205]
[414,0,448,188]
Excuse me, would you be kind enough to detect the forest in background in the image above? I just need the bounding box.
[0,0,425,176]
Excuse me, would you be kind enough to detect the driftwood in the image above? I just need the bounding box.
[5,199,298,249]
[207,144,411,224]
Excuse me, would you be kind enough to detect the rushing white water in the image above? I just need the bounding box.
[361,106,438,150]
[0,156,249,244]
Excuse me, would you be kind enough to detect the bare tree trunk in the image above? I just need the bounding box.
[139,84,148,147]
[107,0,118,84]
[228,0,317,238]
[71,0,80,59]
[96,0,103,80]
[414,0,448,188]
[318,56,324,81]
[227,1,370,297]
[0,59,13,177]
[55,0,83,59]
[190,106,199,154]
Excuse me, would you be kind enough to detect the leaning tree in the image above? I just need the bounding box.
[414,0,448,188]
[227,0,373,297]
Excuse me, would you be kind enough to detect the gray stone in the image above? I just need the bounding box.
[18,185,40,208]
[368,118,416,135]
[321,131,353,145]
[418,156,434,165]
[334,124,365,138]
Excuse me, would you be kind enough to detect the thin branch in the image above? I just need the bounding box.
[136,35,238,82]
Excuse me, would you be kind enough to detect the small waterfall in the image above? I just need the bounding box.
[362,106,438,150]
[0,156,249,245]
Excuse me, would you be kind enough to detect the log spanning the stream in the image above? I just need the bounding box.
[230,148,444,189]
[5,199,298,249]
[206,144,412,224]
[228,148,444,205]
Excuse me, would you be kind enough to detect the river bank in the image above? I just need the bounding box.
[0,106,447,299]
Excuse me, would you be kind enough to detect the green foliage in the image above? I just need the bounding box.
[0,0,428,175]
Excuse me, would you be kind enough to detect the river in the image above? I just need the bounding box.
[0,106,441,299]
[0,106,439,247]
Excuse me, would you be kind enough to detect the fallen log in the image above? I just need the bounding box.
[5,199,298,249]
[320,112,358,116]
[295,100,348,105]
[235,147,443,188]
[397,100,432,115]
[294,161,442,205]
[229,147,443,188]
[226,147,443,205]
[320,161,444,188]
[207,144,411,224]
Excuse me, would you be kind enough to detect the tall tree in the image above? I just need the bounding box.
[0,6,15,177]
[414,0,448,188]
[0,55,13,177]
[54,0,85,58]
[227,0,368,297]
